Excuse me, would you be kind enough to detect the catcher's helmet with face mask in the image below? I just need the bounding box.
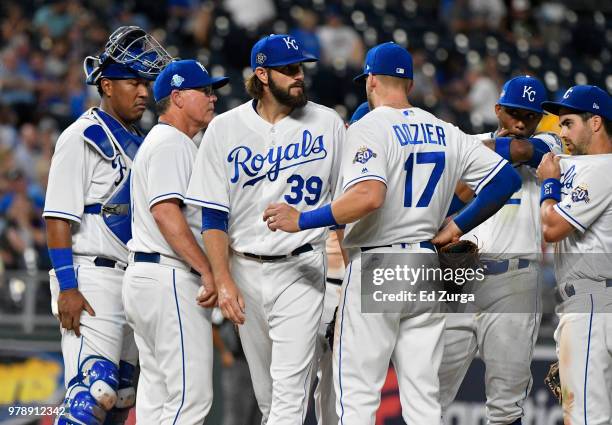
[84,26,173,85]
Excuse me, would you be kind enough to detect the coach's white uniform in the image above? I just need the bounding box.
[123,123,213,424]
[186,100,344,424]
[44,108,138,393]
[336,106,508,425]
[439,131,563,424]
[553,154,612,425]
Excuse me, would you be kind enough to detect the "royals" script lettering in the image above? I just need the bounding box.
[228,130,327,187]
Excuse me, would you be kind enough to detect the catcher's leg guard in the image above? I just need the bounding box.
[79,356,120,410]
[115,361,136,408]
[103,361,136,425]
[56,384,107,425]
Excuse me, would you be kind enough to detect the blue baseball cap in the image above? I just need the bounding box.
[541,85,612,121]
[153,60,229,102]
[354,42,413,83]
[497,75,546,114]
[349,102,370,124]
[250,34,318,70]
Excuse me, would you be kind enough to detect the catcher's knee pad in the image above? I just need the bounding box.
[56,384,107,425]
[114,361,136,409]
[79,356,120,410]
[102,361,136,425]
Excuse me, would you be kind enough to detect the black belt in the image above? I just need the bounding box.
[93,257,125,270]
[241,243,314,262]
[133,252,201,277]
[361,241,436,253]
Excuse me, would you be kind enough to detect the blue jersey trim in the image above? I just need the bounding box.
[172,269,186,425]
[554,204,587,232]
[339,262,353,425]
[43,210,82,222]
[505,198,521,205]
[342,175,387,192]
[149,192,185,207]
[184,197,230,213]
[584,294,594,425]
[474,158,505,193]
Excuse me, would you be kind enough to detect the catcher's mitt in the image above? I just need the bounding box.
[437,240,480,295]
[325,307,338,351]
[545,361,562,404]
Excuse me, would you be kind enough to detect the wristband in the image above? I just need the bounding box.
[494,137,512,162]
[540,178,561,205]
[48,247,77,291]
[298,204,338,230]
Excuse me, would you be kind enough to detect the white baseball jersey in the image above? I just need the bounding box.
[128,123,202,257]
[341,106,508,248]
[553,154,612,283]
[43,115,128,262]
[464,131,563,259]
[186,100,345,255]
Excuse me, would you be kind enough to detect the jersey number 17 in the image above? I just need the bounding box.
[404,151,445,207]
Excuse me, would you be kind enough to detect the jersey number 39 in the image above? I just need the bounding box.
[284,175,323,205]
[404,151,445,207]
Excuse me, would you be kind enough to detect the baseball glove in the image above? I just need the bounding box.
[437,240,480,295]
[325,307,338,351]
[545,361,562,404]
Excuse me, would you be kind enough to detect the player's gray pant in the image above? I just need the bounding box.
[122,262,213,425]
[231,249,326,425]
[439,263,542,425]
[554,284,612,425]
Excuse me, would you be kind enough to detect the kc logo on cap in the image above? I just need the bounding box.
[522,86,536,102]
[250,34,318,70]
[497,75,546,114]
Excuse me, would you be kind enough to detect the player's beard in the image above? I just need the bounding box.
[269,77,307,108]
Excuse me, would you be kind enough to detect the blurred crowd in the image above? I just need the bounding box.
[0,0,610,287]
